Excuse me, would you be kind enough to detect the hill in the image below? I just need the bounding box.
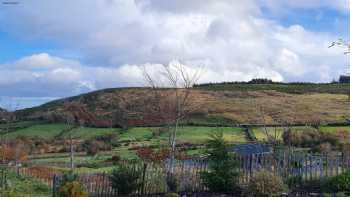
[15,84,350,127]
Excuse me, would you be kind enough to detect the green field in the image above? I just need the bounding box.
[4,123,245,143]
[4,122,349,144]
[3,122,350,172]
[6,124,69,139]
[252,126,350,142]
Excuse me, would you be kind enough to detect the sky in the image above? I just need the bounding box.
[1,0,350,110]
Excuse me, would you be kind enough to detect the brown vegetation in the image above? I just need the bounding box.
[16,89,350,126]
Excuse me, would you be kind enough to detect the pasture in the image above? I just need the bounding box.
[1,121,350,173]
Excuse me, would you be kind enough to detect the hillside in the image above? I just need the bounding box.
[15,84,350,127]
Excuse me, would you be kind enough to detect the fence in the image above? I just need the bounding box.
[18,166,62,187]
[50,151,350,196]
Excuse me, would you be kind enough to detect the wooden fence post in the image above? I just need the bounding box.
[52,174,57,197]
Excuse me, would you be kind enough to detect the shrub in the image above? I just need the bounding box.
[316,142,332,154]
[61,172,79,184]
[201,131,240,193]
[107,155,121,164]
[110,164,142,195]
[341,141,350,156]
[282,129,349,151]
[324,192,348,197]
[166,173,179,192]
[95,133,119,145]
[286,175,302,190]
[0,189,20,197]
[165,192,180,197]
[85,141,100,156]
[58,172,88,197]
[59,181,88,197]
[82,139,112,156]
[323,171,350,193]
[245,170,286,197]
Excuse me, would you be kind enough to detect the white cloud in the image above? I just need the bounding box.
[0,0,350,104]
[260,0,350,12]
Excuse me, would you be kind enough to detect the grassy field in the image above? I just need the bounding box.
[6,123,69,139]
[4,123,245,143]
[253,126,350,142]
[3,122,350,172]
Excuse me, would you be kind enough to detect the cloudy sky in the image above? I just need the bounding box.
[1,0,350,109]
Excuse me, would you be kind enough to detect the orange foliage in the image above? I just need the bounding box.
[0,143,28,163]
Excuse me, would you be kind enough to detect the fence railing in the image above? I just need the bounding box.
[51,152,350,196]
[5,151,350,196]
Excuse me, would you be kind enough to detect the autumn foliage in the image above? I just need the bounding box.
[136,147,190,162]
[0,141,29,163]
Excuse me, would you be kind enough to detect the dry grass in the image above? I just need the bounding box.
[197,90,350,124]
[20,89,350,125]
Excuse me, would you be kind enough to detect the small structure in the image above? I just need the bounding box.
[339,75,350,83]
[233,143,272,156]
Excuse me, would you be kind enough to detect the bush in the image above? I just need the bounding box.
[286,175,302,190]
[323,192,348,197]
[245,170,287,197]
[201,131,240,193]
[166,173,179,192]
[316,142,332,154]
[59,181,88,197]
[282,129,349,151]
[95,133,119,145]
[110,164,142,195]
[58,172,88,197]
[82,139,112,156]
[323,171,350,193]
[165,192,180,197]
[0,189,21,197]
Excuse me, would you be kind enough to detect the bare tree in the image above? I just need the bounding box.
[141,62,202,172]
[57,101,85,171]
[254,103,282,145]
[329,39,350,100]
[329,39,350,54]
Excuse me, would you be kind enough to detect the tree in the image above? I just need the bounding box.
[201,131,240,193]
[329,39,350,54]
[58,102,85,171]
[141,61,202,173]
[329,39,350,100]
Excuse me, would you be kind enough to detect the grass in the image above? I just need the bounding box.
[170,126,245,143]
[63,127,120,139]
[252,127,285,142]
[320,126,350,133]
[253,126,350,142]
[119,127,153,142]
[6,123,68,139]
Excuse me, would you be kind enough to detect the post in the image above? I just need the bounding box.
[52,174,57,197]
[69,132,74,171]
[141,163,147,196]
